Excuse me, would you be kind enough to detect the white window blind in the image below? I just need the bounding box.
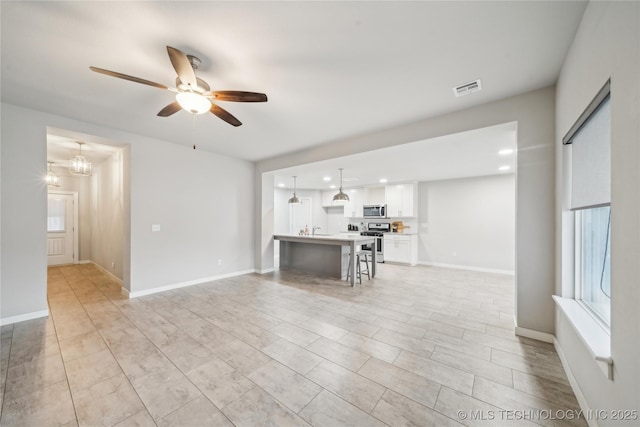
[564,81,611,210]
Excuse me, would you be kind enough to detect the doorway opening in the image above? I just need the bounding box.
[46,127,131,291]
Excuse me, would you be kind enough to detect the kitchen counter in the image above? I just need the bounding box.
[274,234,376,286]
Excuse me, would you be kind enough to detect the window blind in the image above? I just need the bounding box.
[564,81,611,211]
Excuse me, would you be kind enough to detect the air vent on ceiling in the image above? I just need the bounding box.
[453,79,482,97]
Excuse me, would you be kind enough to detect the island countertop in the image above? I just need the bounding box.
[273,233,373,245]
[273,234,376,285]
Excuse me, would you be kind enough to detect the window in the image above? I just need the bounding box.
[47,197,66,232]
[564,81,611,327]
[575,206,611,325]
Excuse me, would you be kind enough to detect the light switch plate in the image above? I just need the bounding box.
[151,224,161,232]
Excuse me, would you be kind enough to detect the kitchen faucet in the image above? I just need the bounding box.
[312,226,321,236]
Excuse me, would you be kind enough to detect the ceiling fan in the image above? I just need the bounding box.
[90,46,267,127]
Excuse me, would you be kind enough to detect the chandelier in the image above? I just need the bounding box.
[46,161,60,187]
[69,142,92,176]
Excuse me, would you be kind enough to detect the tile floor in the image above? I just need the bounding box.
[0,263,586,426]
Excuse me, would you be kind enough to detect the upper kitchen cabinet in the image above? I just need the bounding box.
[343,188,364,218]
[385,183,418,217]
[363,186,386,205]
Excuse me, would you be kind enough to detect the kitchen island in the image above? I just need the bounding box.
[273,234,376,286]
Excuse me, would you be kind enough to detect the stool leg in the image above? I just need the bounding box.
[363,254,370,280]
[356,254,362,284]
[346,253,351,282]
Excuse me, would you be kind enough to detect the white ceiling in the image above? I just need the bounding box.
[1,2,586,162]
[47,134,122,176]
[272,122,517,190]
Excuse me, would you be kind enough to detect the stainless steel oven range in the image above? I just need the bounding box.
[360,222,390,263]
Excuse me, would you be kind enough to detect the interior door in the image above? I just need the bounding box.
[47,193,75,265]
[290,197,312,234]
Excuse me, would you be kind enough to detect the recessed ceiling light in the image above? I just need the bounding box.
[498,149,514,155]
[329,185,336,189]
[498,165,511,171]
[379,178,388,183]
[323,176,331,182]
[278,183,285,187]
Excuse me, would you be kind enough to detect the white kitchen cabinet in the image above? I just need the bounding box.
[343,188,364,218]
[385,183,418,217]
[363,186,386,205]
[384,234,418,265]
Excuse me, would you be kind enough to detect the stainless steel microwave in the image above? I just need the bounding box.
[363,204,387,218]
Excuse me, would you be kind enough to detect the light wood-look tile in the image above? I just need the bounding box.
[372,389,464,427]
[248,360,322,413]
[305,360,385,413]
[222,387,310,427]
[299,389,386,427]
[306,337,370,372]
[0,263,584,427]
[358,357,441,408]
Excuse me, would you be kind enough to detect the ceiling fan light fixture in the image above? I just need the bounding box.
[176,92,211,115]
[332,168,350,205]
[69,142,92,176]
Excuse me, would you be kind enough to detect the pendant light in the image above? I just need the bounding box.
[288,176,301,204]
[46,161,60,187]
[69,142,92,176]
[332,168,350,205]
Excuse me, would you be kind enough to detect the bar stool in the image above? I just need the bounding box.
[346,251,371,284]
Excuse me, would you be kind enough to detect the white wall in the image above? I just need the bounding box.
[418,174,515,273]
[555,1,640,419]
[1,103,255,322]
[90,151,124,279]
[326,207,346,234]
[273,188,328,234]
[256,86,555,335]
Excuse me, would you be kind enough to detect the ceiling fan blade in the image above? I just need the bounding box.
[90,66,169,90]
[166,46,197,88]
[206,91,268,103]
[157,101,182,117]
[210,104,242,127]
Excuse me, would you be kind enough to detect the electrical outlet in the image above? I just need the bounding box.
[111,261,115,268]
[452,251,457,257]
[217,259,222,266]
[151,224,161,232]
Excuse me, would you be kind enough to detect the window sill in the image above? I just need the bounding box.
[552,295,613,380]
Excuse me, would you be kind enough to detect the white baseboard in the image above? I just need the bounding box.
[514,326,555,344]
[257,268,275,274]
[76,260,92,265]
[554,338,598,427]
[417,261,515,275]
[1,309,49,326]
[88,261,123,285]
[128,269,256,298]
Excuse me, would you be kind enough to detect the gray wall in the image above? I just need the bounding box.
[256,86,556,334]
[555,1,640,418]
[1,102,255,322]
[418,174,515,273]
